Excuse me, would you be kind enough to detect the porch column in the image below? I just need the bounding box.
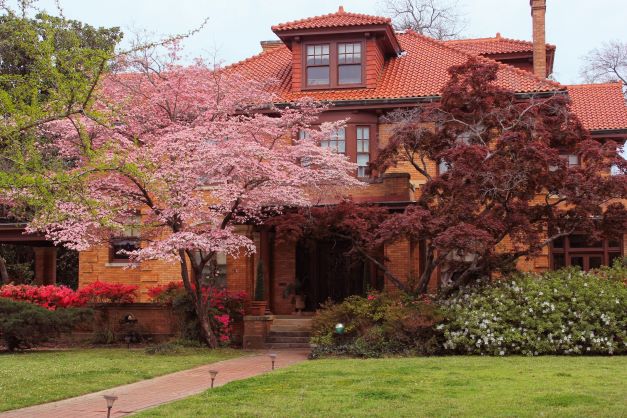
[34,247,57,285]
[260,228,272,305]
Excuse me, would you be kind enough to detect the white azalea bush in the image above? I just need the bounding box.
[439,261,627,356]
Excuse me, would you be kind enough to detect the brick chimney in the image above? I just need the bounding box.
[260,40,283,53]
[530,0,547,78]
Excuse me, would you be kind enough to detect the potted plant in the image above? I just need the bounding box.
[283,277,306,314]
[249,261,267,315]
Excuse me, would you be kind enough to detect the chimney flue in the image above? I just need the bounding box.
[530,0,547,78]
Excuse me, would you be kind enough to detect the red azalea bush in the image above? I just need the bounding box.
[0,284,84,310]
[0,281,138,310]
[147,281,247,344]
[78,281,138,303]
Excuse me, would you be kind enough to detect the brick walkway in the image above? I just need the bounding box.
[1,349,309,418]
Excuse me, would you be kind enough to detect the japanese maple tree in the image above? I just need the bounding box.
[379,59,626,293]
[23,45,360,347]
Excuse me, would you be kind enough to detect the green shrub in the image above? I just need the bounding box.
[310,293,443,358]
[0,298,92,351]
[440,266,627,356]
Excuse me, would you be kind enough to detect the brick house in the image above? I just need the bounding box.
[72,2,627,312]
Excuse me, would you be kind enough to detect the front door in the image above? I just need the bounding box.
[296,239,378,311]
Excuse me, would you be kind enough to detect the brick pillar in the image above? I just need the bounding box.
[34,247,57,285]
[530,0,547,78]
[271,239,296,315]
[384,239,411,292]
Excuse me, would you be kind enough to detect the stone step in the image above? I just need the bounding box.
[272,320,312,327]
[264,342,311,349]
[265,336,310,344]
[268,331,310,338]
[269,328,311,334]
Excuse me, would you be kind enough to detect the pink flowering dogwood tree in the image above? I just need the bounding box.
[26,47,361,347]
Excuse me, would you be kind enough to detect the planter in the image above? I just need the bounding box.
[294,295,306,313]
[248,301,268,316]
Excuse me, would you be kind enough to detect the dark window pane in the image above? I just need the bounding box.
[609,252,622,266]
[570,256,584,269]
[589,256,603,270]
[552,254,565,270]
[338,64,361,84]
[111,239,140,260]
[608,239,621,248]
[307,66,329,85]
[552,236,565,248]
[569,234,602,248]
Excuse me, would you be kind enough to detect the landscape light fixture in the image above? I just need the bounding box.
[334,323,345,335]
[209,369,219,388]
[103,394,118,418]
[269,353,277,370]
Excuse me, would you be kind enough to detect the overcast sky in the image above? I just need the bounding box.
[30,0,627,85]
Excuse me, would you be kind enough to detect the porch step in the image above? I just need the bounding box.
[264,342,312,349]
[264,317,313,349]
[267,331,310,338]
[266,336,310,344]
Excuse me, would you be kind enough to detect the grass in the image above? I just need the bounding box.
[0,347,240,412]
[137,356,627,418]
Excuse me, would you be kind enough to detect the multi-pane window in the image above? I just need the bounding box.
[357,126,370,177]
[200,252,228,288]
[338,42,362,85]
[550,154,580,171]
[110,215,141,262]
[321,128,346,153]
[551,234,622,271]
[306,44,330,86]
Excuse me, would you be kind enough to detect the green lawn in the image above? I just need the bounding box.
[0,347,240,412]
[138,356,627,418]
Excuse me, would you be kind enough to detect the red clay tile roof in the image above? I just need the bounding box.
[447,34,556,55]
[271,7,391,32]
[567,82,627,131]
[228,31,562,103]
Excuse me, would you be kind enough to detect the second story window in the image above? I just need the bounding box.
[306,44,330,86]
[321,128,346,153]
[357,126,370,177]
[338,42,362,85]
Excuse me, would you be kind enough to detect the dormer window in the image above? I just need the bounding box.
[306,44,330,86]
[338,42,362,84]
[304,41,364,88]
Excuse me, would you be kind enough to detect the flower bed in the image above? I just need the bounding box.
[440,265,627,356]
[147,282,246,345]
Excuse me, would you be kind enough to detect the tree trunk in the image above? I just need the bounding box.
[178,250,219,348]
[0,256,9,284]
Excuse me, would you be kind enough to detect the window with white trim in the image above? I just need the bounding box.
[357,126,370,177]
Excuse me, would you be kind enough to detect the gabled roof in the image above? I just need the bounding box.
[271,6,391,32]
[567,82,627,132]
[227,31,563,103]
[447,34,556,56]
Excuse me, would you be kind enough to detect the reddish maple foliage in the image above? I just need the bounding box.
[274,59,627,295]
